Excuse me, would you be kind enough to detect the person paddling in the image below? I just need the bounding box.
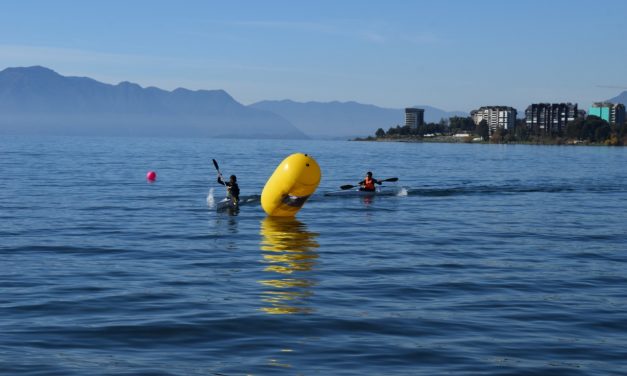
[358,171,382,192]
[218,174,240,205]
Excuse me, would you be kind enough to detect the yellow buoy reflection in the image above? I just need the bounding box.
[259,216,319,314]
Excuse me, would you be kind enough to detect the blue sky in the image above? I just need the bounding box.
[1,0,626,112]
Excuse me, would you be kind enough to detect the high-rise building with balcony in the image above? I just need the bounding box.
[525,103,579,135]
[405,108,424,129]
[588,102,625,126]
[470,106,517,135]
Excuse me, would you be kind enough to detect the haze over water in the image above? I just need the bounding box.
[1,136,626,375]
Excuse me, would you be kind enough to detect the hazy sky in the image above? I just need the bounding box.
[1,0,626,112]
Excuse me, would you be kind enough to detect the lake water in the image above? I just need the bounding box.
[1,136,626,375]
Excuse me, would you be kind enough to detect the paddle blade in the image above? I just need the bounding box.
[340,184,356,190]
[383,177,398,182]
[212,159,220,171]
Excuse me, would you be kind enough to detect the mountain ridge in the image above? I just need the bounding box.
[0,66,306,139]
[608,91,627,106]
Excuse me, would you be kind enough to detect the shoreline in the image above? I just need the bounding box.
[351,135,621,147]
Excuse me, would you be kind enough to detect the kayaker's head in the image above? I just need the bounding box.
[230,175,237,183]
[366,171,373,178]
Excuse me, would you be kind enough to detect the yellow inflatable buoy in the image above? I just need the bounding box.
[261,153,321,217]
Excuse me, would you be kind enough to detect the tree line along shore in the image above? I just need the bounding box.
[355,115,627,146]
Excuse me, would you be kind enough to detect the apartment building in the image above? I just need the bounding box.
[588,102,625,126]
[525,103,579,135]
[470,106,517,134]
[405,108,425,129]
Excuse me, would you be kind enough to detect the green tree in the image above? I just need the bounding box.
[491,128,509,143]
[387,125,401,136]
[566,115,610,142]
[585,116,610,142]
[594,123,611,142]
[514,119,529,142]
[566,118,584,140]
[581,121,594,141]
[394,125,410,136]
[449,116,475,133]
[475,120,489,141]
[375,128,385,138]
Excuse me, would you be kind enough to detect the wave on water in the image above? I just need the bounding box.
[318,181,625,200]
[206,188,215,208]
[406,182,626,197]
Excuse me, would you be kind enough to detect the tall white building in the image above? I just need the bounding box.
[471,106,517,134]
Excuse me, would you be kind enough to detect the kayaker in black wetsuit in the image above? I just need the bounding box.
[358,171,382,192]
[218,174,240,205]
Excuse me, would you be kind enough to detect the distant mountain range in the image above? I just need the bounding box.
[5,66,622,139]
[250,100,467,139]
[0,66,305,139]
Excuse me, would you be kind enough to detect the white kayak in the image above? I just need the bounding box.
[323,187,403,197]
[216,197,237,211]
[215,194,261,211]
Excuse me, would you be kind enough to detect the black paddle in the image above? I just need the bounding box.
[212,159,225,181]
[340,177,398,190]
[212,159,229,195]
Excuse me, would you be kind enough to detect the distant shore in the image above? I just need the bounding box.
[352,135,622,146]
[353,135,473,143]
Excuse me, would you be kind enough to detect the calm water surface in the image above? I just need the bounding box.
[1,136,626,375]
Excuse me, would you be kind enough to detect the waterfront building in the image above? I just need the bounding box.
[525,103,579,135]
[470,106,517,135]
[588,102,625,126]
[405,108,424,129]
